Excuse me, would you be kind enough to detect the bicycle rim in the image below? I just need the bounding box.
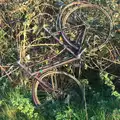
[32,71,83,105]
[59,2,112,52]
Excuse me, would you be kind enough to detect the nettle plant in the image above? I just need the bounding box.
[9,89,39,120]
[100,71,120,99]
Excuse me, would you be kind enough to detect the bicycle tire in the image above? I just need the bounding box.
[59,2,113,52]
[32,71,83,105]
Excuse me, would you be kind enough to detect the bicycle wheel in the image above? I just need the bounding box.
[32,71,83,105]
[85,42,118,71]
[35,3,58,15]
[59,2,112,52]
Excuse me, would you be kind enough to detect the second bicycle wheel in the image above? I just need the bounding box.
[32,71,83,106]
[59,2,112,51]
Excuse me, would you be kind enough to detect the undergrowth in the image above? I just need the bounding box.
[0,73,120,120]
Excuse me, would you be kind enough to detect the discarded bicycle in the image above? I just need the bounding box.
[1,1,113,106]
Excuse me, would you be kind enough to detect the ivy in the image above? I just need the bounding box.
[100,71,120,99]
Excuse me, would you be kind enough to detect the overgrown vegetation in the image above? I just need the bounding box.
[0,0,120,120]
